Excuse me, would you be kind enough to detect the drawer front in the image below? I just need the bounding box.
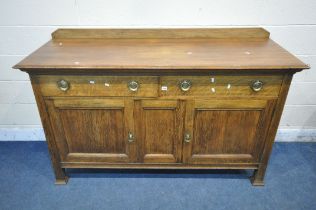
[160,75,283,97]
[36,76,159,97]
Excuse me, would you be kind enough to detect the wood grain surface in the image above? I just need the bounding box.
[52,28,270,39]
[13,29,308,71]
[160,75,283,98]
[16,28,309,185]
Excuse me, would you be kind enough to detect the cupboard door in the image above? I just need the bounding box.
[183,99,276,164]
[45,98,136,163]
[135,100,185,163]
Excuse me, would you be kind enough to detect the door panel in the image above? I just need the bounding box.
[136,100,184,163]
[59,109,125,154]
[183,99,275,164]
[193,110,261,155]
[46,98,136,163]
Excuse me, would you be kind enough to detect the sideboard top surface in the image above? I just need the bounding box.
[14,28,309,71]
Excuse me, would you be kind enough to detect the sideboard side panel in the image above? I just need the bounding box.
[251,73,294,186]
[30,75,68,184]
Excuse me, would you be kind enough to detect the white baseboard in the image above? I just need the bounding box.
[0,127,45,141]
[0,127,315,142]
[275,129,316,142]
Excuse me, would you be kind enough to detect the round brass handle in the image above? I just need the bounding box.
[251,80,264,92]
[179,80,192,92]
[57,79,70,92]
[127,81,139,92]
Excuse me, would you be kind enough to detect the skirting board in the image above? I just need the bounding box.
[0,127,315,142]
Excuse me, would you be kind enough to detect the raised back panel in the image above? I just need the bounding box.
[52,28,270,39]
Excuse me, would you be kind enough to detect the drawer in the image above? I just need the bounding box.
[35,75,159,97]
[159,75,283,97]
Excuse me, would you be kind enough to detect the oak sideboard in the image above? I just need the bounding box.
[14,28,309,185]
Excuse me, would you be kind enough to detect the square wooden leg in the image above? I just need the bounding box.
[55,177,69,185]
[250,169,265,186]
[54,168,68,185]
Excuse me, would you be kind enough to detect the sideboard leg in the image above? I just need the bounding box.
[250,168,265,186]
[54,168,68,185]
[55,169,68,185]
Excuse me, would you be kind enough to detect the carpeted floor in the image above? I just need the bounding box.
[0,142,315,210]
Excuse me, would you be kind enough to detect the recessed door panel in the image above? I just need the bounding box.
[46,98,136,163]
[183,99,275,164]
[136,100,184,163]
[60,109,125,154]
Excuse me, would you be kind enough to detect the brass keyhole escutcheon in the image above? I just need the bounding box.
[184,132,191,143]
[128,132,134,143]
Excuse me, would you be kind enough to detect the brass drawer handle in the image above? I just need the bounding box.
[184,132,191,143]
[128,132,134,143]
[179,80,192,92]
[127,81,139,92]
[251,80,264,92]
[57,79,70,92]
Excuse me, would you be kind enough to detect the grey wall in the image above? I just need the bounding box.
[0,0,315,141]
